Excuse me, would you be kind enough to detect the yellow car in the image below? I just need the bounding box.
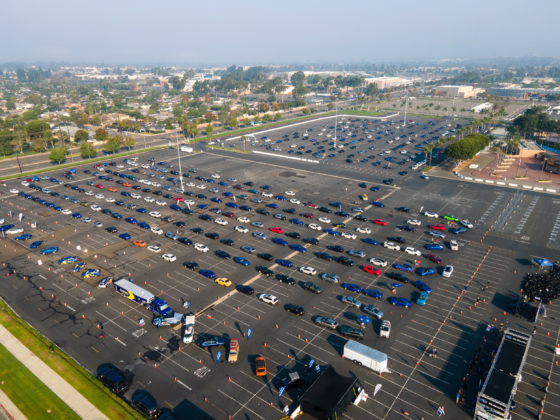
[215,277,231,287]
[360,194,368,201]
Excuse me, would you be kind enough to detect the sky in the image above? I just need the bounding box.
[2,0,559,66]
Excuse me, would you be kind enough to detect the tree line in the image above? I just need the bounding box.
[445,133,490,161]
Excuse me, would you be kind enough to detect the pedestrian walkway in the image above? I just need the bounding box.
[0,389,26,420]
[0,325,107,420]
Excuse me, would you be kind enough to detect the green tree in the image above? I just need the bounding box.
[302,108,310,115]
[228,117,238,129]
[121,135,135,150]
[274,112,282,121]
[49,146,67,164]
[80,142,97,158]
[104,136,121,153]
[74,129,89,142]
[327,102,334,111]
[95,128,108,141]
[206,124,213,141]
[186,123,199,138]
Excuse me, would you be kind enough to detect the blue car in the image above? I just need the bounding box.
[30,240,43,249]
[125,217,137,225]
[416,267,436,277]
[362,288,383,299]
[341,283,362,293]
[325,228,341,236]
[289,218,303,225]
[199,269,216,279]
[222,192,233,197]
[450,227,468,234]
[136,207,147,213]
[40,246,59,255]
[372,201,385,208]
[425,244,444,250]
[276,259,293,268]
[275,195,287,201]
[266,203,278,209]
[15,234,32,241]
[370,186,380,192]
[138,221,150,229]
[225,202,237,208]
[119,233,131,240]
[361,238,379,245]
[233,256,251,266]
[388,297,412,308]
[414,280,432,293]
[416,291,429,305]
[210,197,222,203]
[170,203,182,211]
[72,212,82,219]
[272,237,288,246]
[197,204,208,209]
[395,263,414,272]
[290,244,306,253]
[58,256,78,265]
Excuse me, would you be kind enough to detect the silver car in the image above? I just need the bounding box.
[313,316,338,329]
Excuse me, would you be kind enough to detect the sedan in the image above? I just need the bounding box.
[406,219,421,226]
[313,316,338,329]
[341,232,357,240]
[416,267,436,276]
[428,230,446,238]
[450,227,468,234]
[337,325,365,340]
[414,280,432,293]
[425,244,444,250]
[276,274,296,285]
[14,233,32,241]
[404,246,421,256]
[240,245,256,254]
[301,281,322,294]
[290,244,306,253]
[362,265,382,275]
[30,240,43,249]
[426,253,442,264]
[443,265,454,278]
[308,223,322,231]
[355,227,371,234]
[362,304,383,319]
[236,285,254,295]
[361,238,379,245]
[252,232,267,240]
[235,225,249,233]
[395,263,414,272]
[215,250,231,259]
[388,297,412,308]
[284,304,305,316]
[194,243,209,253]
[299,266,317,276]
[372,219,387,226]
[147,245,161,253]
[348,250,366,258]
[269,227,284,234]
[428,224,446,231]
[199,269,216,279]
[215,277,232,287]
[40,246,59,255]
[258,293,278,305]
[276,259,293,268]
[341,283,362,293]
[443,215,459,222]
[383,241,400,251]
[369,257,387,267]
[272,237,288,246]
[162,253,176,262]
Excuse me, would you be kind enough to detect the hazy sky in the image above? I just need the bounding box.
[2,0,558,65]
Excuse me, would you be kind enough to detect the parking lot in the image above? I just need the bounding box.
[1,115,559,420]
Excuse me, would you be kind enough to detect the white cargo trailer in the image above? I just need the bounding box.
[343,340,390,373]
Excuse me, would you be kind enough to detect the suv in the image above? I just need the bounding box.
[96,364,129,395]
[380,320,391,338]
[131,390,159,418]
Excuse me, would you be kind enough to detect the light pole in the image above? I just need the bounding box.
[175,130,184,192]
[334,96,338,149]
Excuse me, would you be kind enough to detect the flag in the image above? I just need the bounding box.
[278,386,285,400]
[247,328,252,340]
[216,350,222,364]
[373,384,382,396]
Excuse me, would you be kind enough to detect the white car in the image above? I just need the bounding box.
[131,193,141,199]
[196,184,206,190]
[162,253,176,262]
[149,211,161,218]
[21,181,29,186]
[258,293,278,306]
[235,225,249,233]
[384,241,400,251]
[450,240,459,251]
[186,182,195,187]
[91,204,101,212]
[62,209,72,215]
[151,182,161,187]
[211,174,220,179]
[299,266,317,276]
[144,196,155,203]
[355,227,371,234]
[214,218,228,226]
[151,226,163,235]
[95,193,104,199]
[262,191,273,198]
[308,223,322,231]
[85,190,95,196]
[460,220,474,229]
[290,198,301,205]
[93,221,103,228]
[341,232,357,240]
[443,265,454,278]
[369,257,387,267]
[105,197,115,203]
[9,188,19,194]
[318,217,331,224]
[285,191,296,196]
[194,243,209,253]
[184,200,195,206]
[237,216,250,223]
[155,200,167,206]
[424,211,439,218]
[81,217,91,223]
[6,227,24,234]
[404,246,421,256]
[147,245,161,253]
[406,219,421,226]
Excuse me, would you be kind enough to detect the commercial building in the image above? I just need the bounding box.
[471,103,493,113]
[365,76,413,90]
[434,85,484,98]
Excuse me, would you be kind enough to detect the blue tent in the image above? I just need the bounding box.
[534,258,553,268]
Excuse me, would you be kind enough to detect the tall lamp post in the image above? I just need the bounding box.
[175,130,184,192]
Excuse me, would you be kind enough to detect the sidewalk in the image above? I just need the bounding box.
[0,325,107,420]
[0,389,26,420]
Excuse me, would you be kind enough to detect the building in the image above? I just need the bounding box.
[434,85,484,98]
[364,76,412,90]
[471,102,493,113]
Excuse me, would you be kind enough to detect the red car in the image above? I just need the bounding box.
[306,202,318,209]
[428,224,446,231]
[174,197,185,202]
[301,213,314,219]
[233,185,244,190]
[372,219,387,226]
[222,211,235,218]
[426,253,442,264]
[95,184,104,189]
[269,227,284,234]
[362,265,381,275]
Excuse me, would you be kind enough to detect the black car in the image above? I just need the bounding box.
[142,187,151,193]
[334,211,350,217]
[387,272,409,283]
[382,178,393,185]
[131,390,159,418]
[285,232,301,239]
[174,221,185,227]
[284,304,305,316]
[301,281,322,294]
[105,226,118,233]
[256,209,270,216]
[191,227,203,234]
[318,206,332,213]
[337,325,365,340]
[396,206,410,213]
[302,237,319,245]
[337,256,355,266]
[255,266,274,277]
[161,216,173,223]
[236,285,254,295]
[183,261,199,270]
[111,212,123,219]
[205,232,219,240]
[283,208,296,214]
[358,182,367,188]
[388,236,406,244]
[315,252,334,261]
[199,214,212,221]
[257,253,274,261]
[327,245,344,253]
[178,237,192,245]
[354,215,368,221]
[115,200,125,206]
[101,208,112,215]
[215,250,231,259]
[276,274,296,285]
[220,238,235,246]
[397,225,415,232]
[97,364,129,395]
[280,371,309,389]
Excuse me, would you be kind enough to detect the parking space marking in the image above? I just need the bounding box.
[514,196,540,235]
[475,191,506,227]
[548,210,560,244]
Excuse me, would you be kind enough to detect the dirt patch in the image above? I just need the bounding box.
[278,171,306,178]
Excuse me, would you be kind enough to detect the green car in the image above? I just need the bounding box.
[443,215,459,222]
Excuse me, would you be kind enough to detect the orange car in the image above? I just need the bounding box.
[254,356,267,376]
[107,187,117,192]
[133,240,146,247]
